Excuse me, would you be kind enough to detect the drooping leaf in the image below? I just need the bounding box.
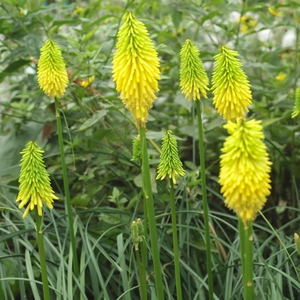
[0,59,30,83]
[77,110,108,131]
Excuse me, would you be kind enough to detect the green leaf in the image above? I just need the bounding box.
[83,14,114,31]
[52,19,78,27]
[82,25,101,43]
[261,118,282,127]
[171,8,182,31]
[201,11,220,24]
[134,168,157,193]
[146,130,165,140]
[0,122,44,177]
[0,59,30,83]
[77,110,108,131]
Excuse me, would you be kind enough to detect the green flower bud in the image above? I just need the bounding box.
[131,135,141,161]
[156,130,185,184]
[131,218,144,251]
[292,87,300,118]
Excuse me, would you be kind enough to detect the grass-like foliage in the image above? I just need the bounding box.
[1,1,300,299]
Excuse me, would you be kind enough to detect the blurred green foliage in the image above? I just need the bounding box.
[1,0,300,299]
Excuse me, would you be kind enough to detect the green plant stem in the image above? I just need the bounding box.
[170,180,182,300]
[141,142,148,299]
[235,0,247,49]
[141,205,148,298]
[0,262,4,300]
[238,218,254,300]
[135,246,147,300]
[54,97,79,278]
[140,126,164,300]
[196,101,213,300]
[36,211,50,300]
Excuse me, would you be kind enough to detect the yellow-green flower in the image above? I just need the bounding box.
[238,16,257,33]
[19,4,28,16]
[16,141,59,218]
[81,75,95,88]
[180,39,209,101]
[38,40,69,99]
[112,12,160,127]
[211,46,252,121]
[156,130,185,184]
[73,5,84,15]
[275,72,286,81]
[292,87,300,118]
[268,7,281,17]
[219,119,272,223]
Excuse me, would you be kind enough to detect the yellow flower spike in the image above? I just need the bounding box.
[219,119,272,224]
[292,87,300,118]
[16,141,59,218]
[156,130,185,184]
[112,12,160,128]
[38,40,69,99]
[211,46,252,121]
[180,39,209,101]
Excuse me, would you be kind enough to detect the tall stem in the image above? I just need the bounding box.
[140,126,164,300]
[36,211,50,300]
[238,219,254,300]
[135,245,147,300]
[54,98,79,277]
[196,101,214,300]
[170,181,182,300]
[141,140,148,297]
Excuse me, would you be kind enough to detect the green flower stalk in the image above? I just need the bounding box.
[16,141,58,218]
[38,40,69,99]
[131,219,147,300]
[113,12,164,298]
[211,46,252,121]
[179,40,214,300]
[112,12,160,128]
[292,87,300,118]
[16,141,53,299]
[219,119,272,224]
[37,39,80,279]
[156,130,185,183]
[140,126,164,299]
[180,39,209,101]
[156,130,185,300]
[219,119,272,300]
